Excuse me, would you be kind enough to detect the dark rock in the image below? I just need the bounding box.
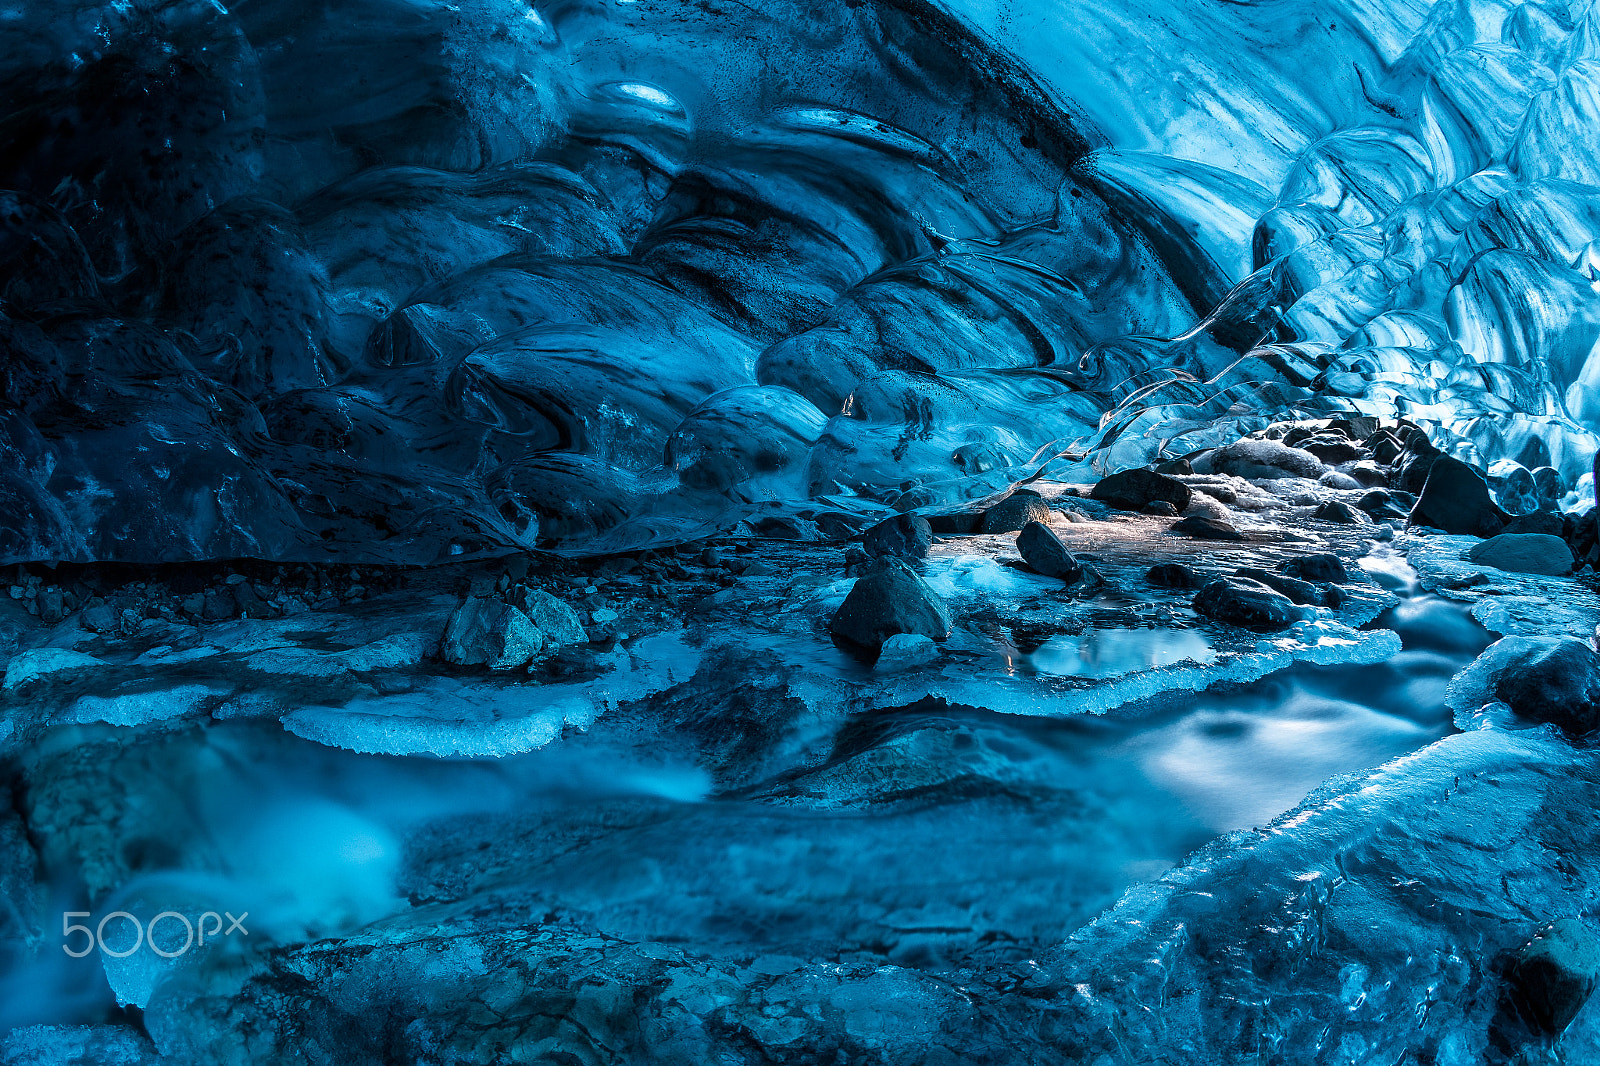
[1396,440,1441,494]
[1367,431,1403,465]
[927,511,982,535]
[1152,457,1193,476]
[81,604,116,633]
[118,608,142,636]
[1170,515,1245,541]
[1234,567,1339,607]
[1193,578,1309,631]
[1514,434,1554,473]
[202,588,238,621]
[1015,521,1080,581]
[1409,457,1508,536]
[1474,636,1600,735]
[1506,919,1600,1035]
[1142,500,1179,517]
[1147,562,1204,589]
[862,513,934,561]
[181,593,205,618]
[830,562,952,650]
[441,597,543,669]
[1355,489,1409,521]
[1311,500,1370,524]
[1076,563,1106,591]
[1465,533,1574,576]
[1091,468,1193,513]
[1345,462,1388,487]
[1500,510,1564,537]
[37,588,65,625]
[231,580,278,618]
[1329,416,1379,441]
[1300,437,1365,464]
[981,494,1053,534]
[1280,553,1348,583]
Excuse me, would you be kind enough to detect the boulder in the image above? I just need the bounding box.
[1329,415,1379,440]
[1506,919,1600,1035]
[927,511,982,535]
[1409,457,1508,536]
[509,586,588,646]
[1355,489,1409,521]
[981,493,1052,534]
[1235,566,1340,607]
[830,562,953,651]
[1280,553,1348,583]
[1318,471,1361,490]
[1091,468,1193,513]
[1312,500,1370,524]
[1016,521,1080,580]
[1465,533,1574,576]
[1171,515,1246,541]
[1193,440,1325,480]
[1453,636,1600,734]
[862,513,934,561]
[1147,562,1203,589]
[1299,436,1364,464]
[441,597,543,669]
[1142,500,1179,516]
[81,604,117,633]
[1193,578,1309,631]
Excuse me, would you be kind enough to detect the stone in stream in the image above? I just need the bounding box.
[1505,919,1600,1035]
[981,492,1052,534]
[1455,636,1600,735]
[830,561,953,651]
[1355,489,1409,521]
[874,633,939,672]
[862,512,934,561]
[1015,521,1080,581]
[1501,511,1564,537]
[1280,553,1348,583]
[1312,499,1370,524]
[1091,468,1192,513]
[1409,456,1508,537]
[1465,533,1574,576]
[1234,567,1341,607]
[1192,578,1309,631]
[1170,514,1245,541]
[1147,562,1204,589]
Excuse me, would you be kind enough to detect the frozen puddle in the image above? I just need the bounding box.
[1027,627,1217,679]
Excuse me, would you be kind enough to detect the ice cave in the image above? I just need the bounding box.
[4,0,1600,1061]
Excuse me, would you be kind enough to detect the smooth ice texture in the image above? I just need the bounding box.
[2,0,1600,560]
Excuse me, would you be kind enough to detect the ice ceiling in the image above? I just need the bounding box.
[1,0,1598,563]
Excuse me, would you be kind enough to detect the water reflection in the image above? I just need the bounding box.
[1028,626,1217,679]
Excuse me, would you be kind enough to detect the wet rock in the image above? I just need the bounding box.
[830,562,952,650]
[927,511,982,535]
[1170,514,1246,541]
[980,492,1052,533]
[1345,461,1388,487]
[874,633,939,672]
[1147,562,1203,589]
[81,604,117,633]
[1506,919,1600,1035]
[1311,500,1370,524]
[1465,533,1574,576]
[1318,471,1361,490]
[1396,438,1441,495]
[1502,511,1564,537]
[1367,431,1403,465]
[1355,489,1409,521]
[1142,500,1179,516]
[1193,578,1309,631]
[1464,636,1600,734]
[862,513,934,561]
[1091,468,1193,513]
[441,597,543,669]
[1300,436,1365,464]
[1015,521,1080,581]
[1409,457,1507,537]
[1280,553,1348,583]
[509,586,589,647]
[37,588,64,624]
[1234,567,1339,607]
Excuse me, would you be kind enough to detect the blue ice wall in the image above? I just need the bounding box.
[1,0,1597,562]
